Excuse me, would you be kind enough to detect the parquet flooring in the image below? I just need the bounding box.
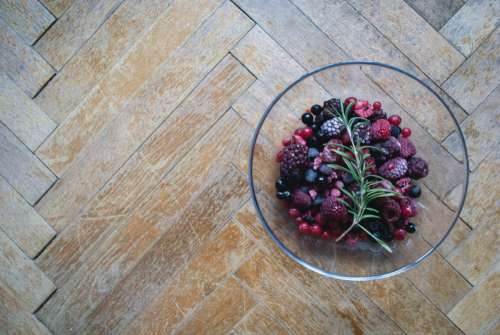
[0,0,498,334]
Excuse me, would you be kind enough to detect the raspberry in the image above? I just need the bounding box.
[398,137,416,158]
[380,198,401,223]
[292,190,311,209]
[320,197,348,222]
[371,119,391,141]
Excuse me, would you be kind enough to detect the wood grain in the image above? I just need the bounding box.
[36,0,225,176]
[441,0,499,56]
[34,0,176,123]
[0,73,55,151]
[0,123,56,205]
[35,3,253,232]
[0,0,55,44]
[443,27,500,113]
[231,304,290,335]
[34,0,125,70]
[0,17,54,97]
[0,176,55,258]
[0,229,55,313]
[404,0,464,30]
[40,0,74,17]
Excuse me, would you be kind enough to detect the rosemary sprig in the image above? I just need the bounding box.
[327,101,398,252]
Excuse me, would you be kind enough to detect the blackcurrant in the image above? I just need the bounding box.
[409,185,421,198]
[301,112,314,126]
[405,223,416,233]
[311,104,322,115]
[276,191,291,200]
[275,178,288,191]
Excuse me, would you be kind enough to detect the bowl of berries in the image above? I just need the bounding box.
[248,61,469,280]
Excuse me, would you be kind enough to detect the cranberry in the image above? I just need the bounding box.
[276,150,284,162]
[288,208,301,218]
[282,136,292,146]
[314,213,325,225]
[388,115,401,126]
[401,127,412,137]
[311,224,323,236]
[373,101,382,111]
[295,217,304,225]
[321,230,331,240]
[298,223,311,234]
[401,205,413,218]
[344,96,357,106]
[345,234,359,247]
[300,127,313,139]
[394,228,406,240]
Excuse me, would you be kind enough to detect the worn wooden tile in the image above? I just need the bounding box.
[404,0,464,30]
[36,0,226,176]
[443,28,500,113]
[0,123,56,205]
[443,85,500,170]
[0,18,54,97]
[448,219,499,285]
[231,304,289,335]
[175,277,256,335]
[448,263,500,335]
[0,284,52,335]
[123,223,256,335]
[446,150,499,228]
[441,0,499,56]
[35,3,253,232]
[0,176,55,258]
[0,229,55,313]
[0,73,56,151]
[348,0,464,84]
[291,0,466,141]
[0,0,55,44]
[34,0,175,123]
[36,114,252,334]
[34,0,125,70]
[41,0,74,17]
[439,218,471,257]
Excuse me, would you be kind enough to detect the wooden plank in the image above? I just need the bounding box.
[443,85,500,170]
[0,229,55,313]
[439,218,471,257]
[174,277,256,335]
[123,223,256,335]
[440,0,500,56]
[447,219,499,285]
[443,28,500,113]
[36,0,226,176]
[289,0,466,141]
[33,0,176,123]
[0,284,52,335]
[347,0,464,84]
[0,18,54,97]
[0,73,56,151]
[36,113,253,334]
[0,176,55,258]
[0,0,55,44]
[35,56,253,287]
[231,304,290,335]
[448,263,500,335]
[41,0,75,17]
[34,0,125,70]
[404,0,464,30]
[0,123,56,205]
[35,2,253,232]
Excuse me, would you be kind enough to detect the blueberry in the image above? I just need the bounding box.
[276,191,291,200]
[319,164,333,175]
[391,125,401,138]
[342,173,355,185]
[311,104,322,115]
[316,175,327,187]
[300,186,310,193]
[313,195,324,207]
[275,178,288,191]
[307,148,320,159]
[405,223,416,233]
[303,215,315,223]
[302,112,314,126]
[305,169,318,183]
[409,185,421,198]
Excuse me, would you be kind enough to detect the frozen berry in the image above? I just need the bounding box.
[282,136,292,146]
[372,101,381,111]
[401,127,412,137]
[394,229,406,240]
[313,195,324,207]
[275,179,287,191]
[321,230,331,240]
[305,169,318,183]
[288,208,301,218]
[277,191,291,200]
[311,224,323,236]
[388,115,402,126]
[308,148,320,159]
[276,150,284,162]
[302,112,314,125]
[314,213,325,225]
[316,175,328,187]
[300,127,313,139]
[405,223,416,233]
[409,185,421,198]
[346,234,359,247]
[335,180,344,189]
[298,223,311,234]
[371,119,392,141]
[344,97,357,106]
[390,125,401,138]
[311,104,322,115]
[330,188,341,197]
[319,164,333,175]
[401,205,413,218]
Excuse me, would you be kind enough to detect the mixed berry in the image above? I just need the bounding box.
[275,97,429,250]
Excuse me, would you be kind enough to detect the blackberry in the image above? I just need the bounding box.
[323,98,342,116]
[320,117,345,138]
[280,143,308,179]
[378,157,408,180]
[407,157,428,179]
[353,124,372,144]
[381,137,401,157]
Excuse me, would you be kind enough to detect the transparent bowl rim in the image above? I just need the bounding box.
[247,60,470,281]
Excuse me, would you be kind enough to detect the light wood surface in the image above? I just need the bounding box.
[0,0,498,334]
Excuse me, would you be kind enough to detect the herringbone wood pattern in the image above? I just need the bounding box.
[0,0,498,334]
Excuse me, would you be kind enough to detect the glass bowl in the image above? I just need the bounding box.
[248,61,469,281]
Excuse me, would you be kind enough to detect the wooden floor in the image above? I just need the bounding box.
[0,0,499,334]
